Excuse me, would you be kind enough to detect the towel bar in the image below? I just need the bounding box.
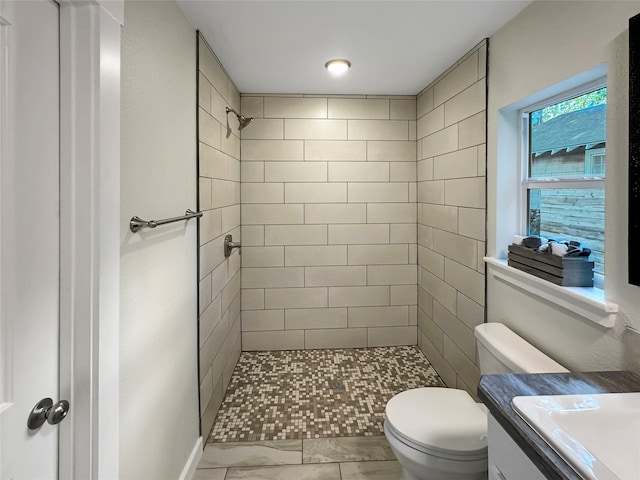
[129,209,203,233]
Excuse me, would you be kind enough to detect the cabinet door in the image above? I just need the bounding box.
[488,413,546,480]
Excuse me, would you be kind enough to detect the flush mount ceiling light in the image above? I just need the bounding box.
[325,59,351,75]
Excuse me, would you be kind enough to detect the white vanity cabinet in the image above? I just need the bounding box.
[487,413,547,480]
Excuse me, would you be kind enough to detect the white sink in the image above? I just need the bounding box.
[511,392,640,480]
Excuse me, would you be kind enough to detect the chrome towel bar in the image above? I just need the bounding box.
[129,209,203,233]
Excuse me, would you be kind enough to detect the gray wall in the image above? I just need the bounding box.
[238,95,418,350]
[416,42,488,396]
[197,34,242,439]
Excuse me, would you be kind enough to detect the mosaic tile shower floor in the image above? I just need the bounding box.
[210,346,444,443]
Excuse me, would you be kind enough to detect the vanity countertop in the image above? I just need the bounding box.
[477,370,640,480]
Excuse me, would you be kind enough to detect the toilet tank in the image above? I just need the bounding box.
[474,323,569,374]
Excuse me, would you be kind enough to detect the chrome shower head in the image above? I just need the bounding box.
[238,115,253,130]
[225,107,253,131]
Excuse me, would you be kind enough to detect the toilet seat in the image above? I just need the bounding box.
[385,388,488,461]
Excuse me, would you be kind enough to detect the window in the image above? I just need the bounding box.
[521,85,606,284]
[585,148,605,175]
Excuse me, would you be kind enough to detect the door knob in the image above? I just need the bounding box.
[27,397,70,429]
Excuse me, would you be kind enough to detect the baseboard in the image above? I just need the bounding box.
[178,436,203,480]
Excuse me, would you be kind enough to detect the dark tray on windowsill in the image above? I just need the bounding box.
[507,244,594,287]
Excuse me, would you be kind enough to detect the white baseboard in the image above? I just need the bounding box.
[178,436,204,480]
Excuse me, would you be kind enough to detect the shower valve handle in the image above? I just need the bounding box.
[224,234,241,257]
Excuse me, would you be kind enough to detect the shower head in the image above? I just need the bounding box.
[225,107,253,131]
[238,115,253,130]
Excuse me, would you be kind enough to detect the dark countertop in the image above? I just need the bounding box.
[477,371,640,480]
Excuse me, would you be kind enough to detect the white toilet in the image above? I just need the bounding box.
[384,322,568,480]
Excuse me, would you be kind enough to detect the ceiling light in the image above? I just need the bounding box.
[325,59,351,75]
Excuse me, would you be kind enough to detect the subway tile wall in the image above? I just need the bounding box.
[239,95,418,350]
[198,35,242,438]
[416,41,487,398]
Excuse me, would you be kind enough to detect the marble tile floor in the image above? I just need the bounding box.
[194,436,403,480]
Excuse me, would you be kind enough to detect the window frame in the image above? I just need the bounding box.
[584,147,606,175]
[517,78,607,286]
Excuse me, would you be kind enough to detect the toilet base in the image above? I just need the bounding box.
[400,470,421,480]
[384,421,487,480]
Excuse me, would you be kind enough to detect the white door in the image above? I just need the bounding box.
[0,1,62,479]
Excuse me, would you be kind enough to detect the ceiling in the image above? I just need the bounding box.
[176,1,532,96]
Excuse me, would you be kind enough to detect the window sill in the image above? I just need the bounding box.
[484,257,618,328]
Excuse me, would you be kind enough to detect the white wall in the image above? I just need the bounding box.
[487,1,640,372]
[120,2,199,478]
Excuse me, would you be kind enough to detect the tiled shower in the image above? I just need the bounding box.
[197,32,488,439]
[239,93,418,351]
[197,34,243,437]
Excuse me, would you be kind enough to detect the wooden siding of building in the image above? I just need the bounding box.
[536,189,605,277]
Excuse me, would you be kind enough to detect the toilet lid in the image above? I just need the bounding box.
[385,388,487,457]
